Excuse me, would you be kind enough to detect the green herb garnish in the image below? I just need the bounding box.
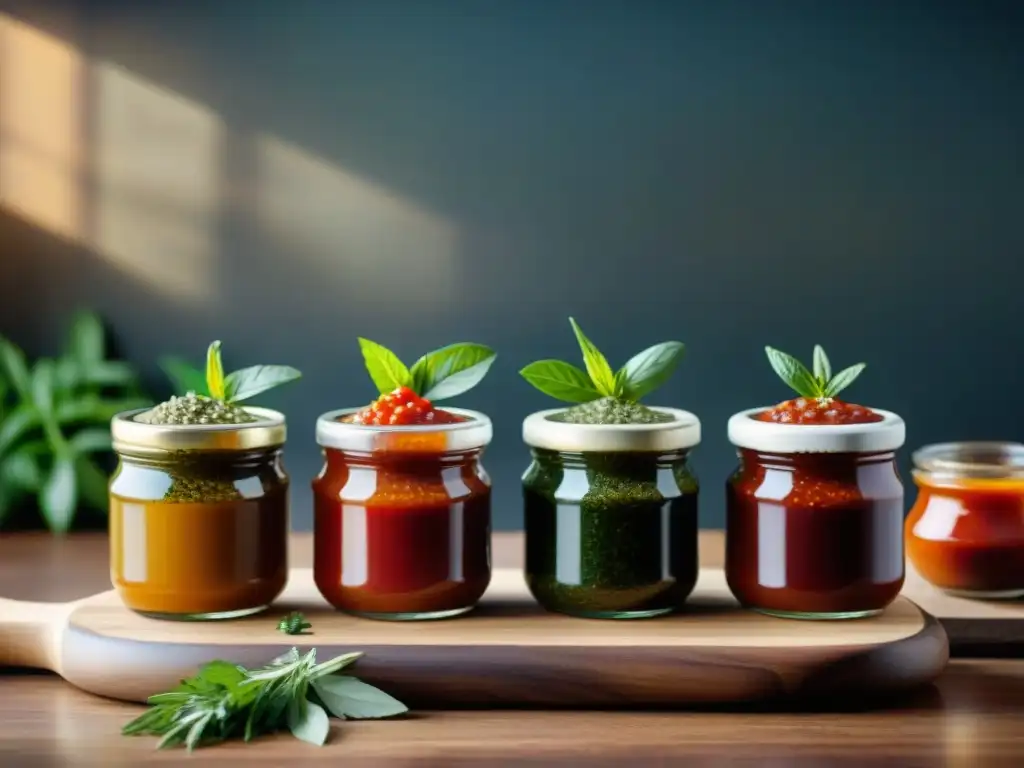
[520,318,685,403]
[764,345,866,401]
[160,341,302,403]
[122,647,407,752]
[277,612,312,635]
[357,338,496,400]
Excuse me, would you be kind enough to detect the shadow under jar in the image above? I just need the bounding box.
[109,408,289,620]
[725,408,906,620]
[522,408,701,619]
[313,408,492,620]
[906,442,1024,599]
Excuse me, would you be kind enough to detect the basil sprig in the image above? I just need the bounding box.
[160,341,302,403]
[765,345,866,400]
[357,338,496,401]
[520,318,685,403]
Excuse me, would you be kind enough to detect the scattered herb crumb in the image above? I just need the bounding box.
[140,393,258,426]
[549,397,674,425]
[278,611,313,635]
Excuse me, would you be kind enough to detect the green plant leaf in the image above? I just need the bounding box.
[40,454,77,534]
[568,318,616,396]
[0,481,15,527]
[812,345,831,385]
[311,676,408,720]
[520,360,603,403]
[764,346,822,399]
[206,341,226,401]
[0,337,32,399]
[31,359,56,416]
[0,404,40,453]
[67,311,105,365]
[160,357,208,396]
[287,697,330,746]
[1,443,44,492]
[74,453,110,512]
[83,361,139,388]
[55,396,151,425]
[357,338,411,394]
[618,341,686,402]
[824,363,867,398]
[224,365,302,403]
[411,343,497,401]
[69,428,113,453]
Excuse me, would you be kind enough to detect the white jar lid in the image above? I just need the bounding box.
[727,406,905,454]
[522,407,701,453]
[316,407,492,453]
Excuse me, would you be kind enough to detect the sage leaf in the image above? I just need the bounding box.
[568,318,616,396]
[160,356,208,396]
[619,341,685,402]
[206,341,226,400]
[0,337,32,398]
[412,343,496,401]
[358,338,412,394]
[824,363,867,398]
[311,676,408,720]
[41,455,78,534]
[812,345,832,385]
[68,311,105,365]
[764,347,821,399]
[520,360,603,403]
[224,365,302,403]
[287,697,330,746]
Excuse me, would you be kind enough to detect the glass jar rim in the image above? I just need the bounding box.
[315,407,492,453]
[913,441,1024,480]
[522,407,700,452]
[727,406,905,454]
[112,407,286,454]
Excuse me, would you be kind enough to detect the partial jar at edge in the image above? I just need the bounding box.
[522,408,701,619]
[313,408,493,620]
[906,441,1024,599]
[725,408,906,620]
[109,408,290,620]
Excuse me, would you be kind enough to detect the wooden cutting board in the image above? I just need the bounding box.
[0,567,947,707]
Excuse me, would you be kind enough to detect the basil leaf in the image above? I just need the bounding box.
[824,363,866,398]
[67,311,105,365]
[159,356,208,396]
[224,365,302,403]
[764,347,820,399]
[358,338,411,394]
[287,697,330,746]
[520,360,602,403]
[618,341,685,402]
[311,676,408,720]
[0,337,32,399]
[412,343,496,401]
[812,345,831,385]
[206,341,226,400]
[568,318,616,396]
[41,454,78,534]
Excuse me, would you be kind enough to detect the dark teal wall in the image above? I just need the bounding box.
[1,0,1022,529]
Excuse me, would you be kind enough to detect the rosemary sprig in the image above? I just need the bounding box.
[122,648,406,751]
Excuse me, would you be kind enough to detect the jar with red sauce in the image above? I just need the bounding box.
[313,406,492,620]
[726,403,907,619]
[907,442,1024,599]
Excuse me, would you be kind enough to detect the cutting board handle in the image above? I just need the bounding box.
[0,597,68,671]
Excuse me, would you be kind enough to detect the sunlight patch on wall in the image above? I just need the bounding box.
[254,134,458,308]
[92,62,221,303]
[0,14,83,240]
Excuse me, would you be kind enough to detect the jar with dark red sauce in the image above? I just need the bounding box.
[313,407,492,620]
[907,442,1024,599]
[725,406,906,619]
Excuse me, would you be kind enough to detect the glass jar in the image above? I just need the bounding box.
[313,407,492,620]
[725,407,906,620]
[109,408,289,620]
[522,408,701,619]
[906,442,1024,599]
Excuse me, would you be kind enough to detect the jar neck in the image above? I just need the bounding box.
[529,447,691,469]
[738,448,895,470]
[325,446,484,471]
[118,446,283,471]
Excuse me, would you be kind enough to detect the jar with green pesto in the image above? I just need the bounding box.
[522,398,701,619]
[110,393,290,620]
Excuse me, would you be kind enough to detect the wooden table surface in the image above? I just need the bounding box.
[2,531,1023,766]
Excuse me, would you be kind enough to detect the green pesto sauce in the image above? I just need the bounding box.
[523,449,699,617]
[548,397,674,425]
[160,451,244,503]
[140,394,258,426]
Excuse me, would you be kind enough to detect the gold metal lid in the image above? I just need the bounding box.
[111,407,287,454]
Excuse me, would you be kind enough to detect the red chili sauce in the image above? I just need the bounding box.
[755,398,884,425]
